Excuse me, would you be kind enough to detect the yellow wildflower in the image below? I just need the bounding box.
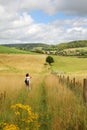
[15,111,20,116]
[3,124,19,130]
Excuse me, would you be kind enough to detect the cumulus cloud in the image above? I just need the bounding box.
[1,0,87,16]
[1,17,87,44]
[0,0,87,44]
[17,0,87,16]
[60,0,87,16]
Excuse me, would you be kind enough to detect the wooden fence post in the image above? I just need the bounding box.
[4,91,6,100]
[83,79,87,103]
[62,75,65,84]
[73,77,75,87]
[59,75,61,83]
[67,76,69,86]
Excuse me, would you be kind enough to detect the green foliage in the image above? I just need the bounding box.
[57,47,87,56]
[3,43,49,52]
[46,56,54,65]
[33,49,44,54]
[56,40,87,51]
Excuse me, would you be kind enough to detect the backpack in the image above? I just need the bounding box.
[25,79,27,84]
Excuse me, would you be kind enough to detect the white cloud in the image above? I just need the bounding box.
[19,0,87,16]
[0,16,87,44]
[20,0,56,15]
[1,0,87,16]
[0,0,87,44]
[12,13,33,28]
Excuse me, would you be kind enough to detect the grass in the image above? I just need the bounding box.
[0,54,87,130]
[0,45,32,54]
[64,47,87,51]
[45,75,87,130]
[2,73,87,130]
[0,54,47,74]
[51,55,87,74]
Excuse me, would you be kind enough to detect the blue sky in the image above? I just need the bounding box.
[30,11,71,24]
[0,0,87,44]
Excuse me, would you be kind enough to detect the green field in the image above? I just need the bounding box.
[0,51,87,130]
[0,46,32,54]
[51,55,87,73]
[64,47,87,51]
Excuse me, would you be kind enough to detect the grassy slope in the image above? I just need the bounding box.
[0,53,87,75]
[64,47,87,51]
[56,40,87,50]
[0,54,47,74]
[0,45,32,54]
[51,55,87,74]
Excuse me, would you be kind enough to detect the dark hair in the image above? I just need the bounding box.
[26,73,29,77]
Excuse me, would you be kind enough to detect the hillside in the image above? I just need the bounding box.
[2,40,87,49]
[0,45,32,54]
[1,40,87,56]
[56,40,87,51]
[2,43,50,51]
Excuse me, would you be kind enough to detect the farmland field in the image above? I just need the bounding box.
[0,46,32,54]
[0,54,87,130]
[52,55,87,73]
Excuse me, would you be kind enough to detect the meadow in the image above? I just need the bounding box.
[0,45,33,54]
[0,53,87,130]
[52,55,87,73]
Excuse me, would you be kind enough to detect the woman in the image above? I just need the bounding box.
[25,73,32,90]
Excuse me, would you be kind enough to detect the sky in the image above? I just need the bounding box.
[0,0,87,45]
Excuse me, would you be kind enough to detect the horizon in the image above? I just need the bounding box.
[0,40,87,46]
[0,0,87,44]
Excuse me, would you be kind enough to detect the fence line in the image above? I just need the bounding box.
[54,74,87,104]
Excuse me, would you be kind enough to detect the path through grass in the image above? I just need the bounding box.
[0,74,87,130]
[0,53,87,129]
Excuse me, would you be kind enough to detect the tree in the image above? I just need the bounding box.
[46,56,54,65]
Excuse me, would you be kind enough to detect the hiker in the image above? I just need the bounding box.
[25,73,32,90]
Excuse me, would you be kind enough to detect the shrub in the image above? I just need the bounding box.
[46,56,54,65]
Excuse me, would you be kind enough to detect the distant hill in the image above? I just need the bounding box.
[55,40,87,57]
[2,40,87,50]
[2,43,53,54]
[0,45,32,54]
[56,40,87,51]
[1,40,87,56]
[2,43,50,51]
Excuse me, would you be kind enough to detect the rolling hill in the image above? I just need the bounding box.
[0,45,32,54]
[1,40,87,56]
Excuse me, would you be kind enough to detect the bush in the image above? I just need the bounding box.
[46,56,54,65]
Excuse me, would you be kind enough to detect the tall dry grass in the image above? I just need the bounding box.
[45,74,87,130]
[0,73,87,130]
[0,54,47,74]
[0,54,87,130]
[0,54,48,101]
